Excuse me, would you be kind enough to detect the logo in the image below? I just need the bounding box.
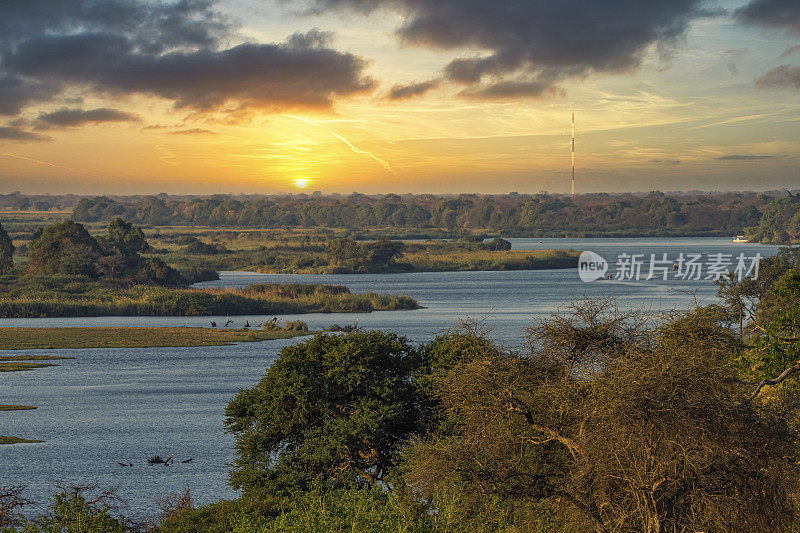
[578,251,608,282]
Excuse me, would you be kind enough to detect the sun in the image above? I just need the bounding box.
[293,178,310,189]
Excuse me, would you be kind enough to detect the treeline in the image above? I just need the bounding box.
[746,193,800,243]
[72,191,775,237]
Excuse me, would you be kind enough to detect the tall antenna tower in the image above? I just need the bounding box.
[571,112,575,198]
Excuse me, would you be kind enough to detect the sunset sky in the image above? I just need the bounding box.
[1,0,799,195]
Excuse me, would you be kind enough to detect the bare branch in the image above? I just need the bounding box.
[750,361,800,400]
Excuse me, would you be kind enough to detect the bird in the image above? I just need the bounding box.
[210,321,217,327]
[244,320,250,328]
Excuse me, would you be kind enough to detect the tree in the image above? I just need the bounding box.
[366,238,404,268]
[486,237,512,251]
[225,332,428,502]
[27,221,103,277]
[0,223,14,274]
[408,302,798,533]
[104,218,148,259]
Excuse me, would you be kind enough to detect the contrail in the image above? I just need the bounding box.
[325,129,396,175]
[288,116,396,175]
[0,153,104,178]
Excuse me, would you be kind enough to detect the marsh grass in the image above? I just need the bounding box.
[0,405,37,411]
[0,435,43,444]
[0,326,313,349]
[0,354,74,361]
[401,248,580,271]
[0,276,418,318]
[0,362,58,372]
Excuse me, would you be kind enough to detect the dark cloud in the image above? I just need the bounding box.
[387,79,440,100]
[460,78,566,99]
[0,0,230,53]
[0,2,374,118]
[651,158,682,165]
[170,128,217,134]
[755,65,800,89]
[36,108,140,129]
[737,0,800,34]
[310,0,713,99]
[5,31,374,112]
[0,75,60,116]
[716,154,774,160]
[0,126,51,142]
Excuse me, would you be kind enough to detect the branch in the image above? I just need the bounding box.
[505,395,583,459]
[750,361,800,400]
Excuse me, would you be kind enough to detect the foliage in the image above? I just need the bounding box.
[70,191,769,237]
[408,303,798,532]
[0,485,128,532]
[746,194,800,243]
[0,275,418,318]
[101,218,148,259]
[225,332,429,502]
[0,223,14,274]
[27,221,103,277]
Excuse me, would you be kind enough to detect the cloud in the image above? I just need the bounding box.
[459,78,566,100]
[0,126,51,142]
[36,108,140,129]
[778,44,800,59]
[170,128,218,135]
[0,2,374,118]
[651,158,682,165]
[716,154,774,160]
[737,0,800,34]
[309,0,713,99]
[387,79,440,99]
[0,75,60,116]
[755,65,800,89]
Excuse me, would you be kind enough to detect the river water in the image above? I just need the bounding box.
[0,238,781,518]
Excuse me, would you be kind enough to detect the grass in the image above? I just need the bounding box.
[0,326,314,349]
[0,435,43,444]
[0,404,37,411]
[151,230,580,275]
[0,276,419,318]
[0,354,74,361]
[401,248,580,272]
[0,362,58,372]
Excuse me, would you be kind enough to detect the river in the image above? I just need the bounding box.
[0,238,781,518]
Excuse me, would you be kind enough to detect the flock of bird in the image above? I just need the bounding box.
[117,454,193,467]
[209,316,280,329]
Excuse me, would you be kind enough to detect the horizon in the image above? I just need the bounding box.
[1,0,799,194]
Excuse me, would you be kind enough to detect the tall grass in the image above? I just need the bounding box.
[402,248,580,271]
[0,276,419,318]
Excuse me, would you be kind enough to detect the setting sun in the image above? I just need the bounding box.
[293,178,310,189]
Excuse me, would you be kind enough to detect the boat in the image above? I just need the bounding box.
[732,235,748,243]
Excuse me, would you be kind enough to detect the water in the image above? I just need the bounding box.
[0,238,780,518]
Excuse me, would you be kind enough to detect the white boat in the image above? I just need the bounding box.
[732,235,748,243]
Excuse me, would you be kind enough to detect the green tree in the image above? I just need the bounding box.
[366,238,404,268]
[104,218,147,259]
[0,223,14,274]
[225,332,428,503]
[27,221,103,277]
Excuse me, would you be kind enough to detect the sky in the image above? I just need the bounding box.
[0,0,798,195]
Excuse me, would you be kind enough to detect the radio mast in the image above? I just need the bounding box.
[571,112,575,198]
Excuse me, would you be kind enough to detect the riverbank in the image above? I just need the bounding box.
[0,326,314,349]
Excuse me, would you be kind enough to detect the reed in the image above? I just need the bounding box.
[0,276,419,318]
